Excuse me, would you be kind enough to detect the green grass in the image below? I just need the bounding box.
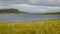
[0,20,60,34]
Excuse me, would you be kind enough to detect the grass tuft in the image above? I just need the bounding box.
[0,20,60,34]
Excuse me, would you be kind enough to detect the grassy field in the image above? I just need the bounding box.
[0,20,60,34]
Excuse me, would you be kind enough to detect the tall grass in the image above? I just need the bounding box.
[0,20,60,34]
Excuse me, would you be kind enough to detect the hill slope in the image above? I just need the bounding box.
[0,9,28,14]
[45,12,60,14]
[34,12,60,15]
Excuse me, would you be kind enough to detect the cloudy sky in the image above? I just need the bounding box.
[0,0,60,13]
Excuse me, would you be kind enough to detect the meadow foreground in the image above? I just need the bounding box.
[0,20,60,34]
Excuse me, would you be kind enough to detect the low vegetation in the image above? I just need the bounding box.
[0,20,60,34]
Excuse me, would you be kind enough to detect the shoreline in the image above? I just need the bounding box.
[0,20,60,23]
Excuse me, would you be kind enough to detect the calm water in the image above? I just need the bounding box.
[0,14,60,22]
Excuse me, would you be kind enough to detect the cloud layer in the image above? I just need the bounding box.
[0,0,60,13]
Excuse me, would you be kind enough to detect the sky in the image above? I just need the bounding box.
[0,0,60,13]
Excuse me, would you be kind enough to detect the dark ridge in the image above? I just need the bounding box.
[45,12,60,14]
[33,12,60,15]
[0,9,28,14]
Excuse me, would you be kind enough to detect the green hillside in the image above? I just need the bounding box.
[0,9,28,14]
[34,12,60,15]
[45,12,60,14]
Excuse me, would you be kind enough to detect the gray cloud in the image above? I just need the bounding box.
[27,0,60,7]
[0,0,60,13]
[1,4,59,13]
[0,0,60,6]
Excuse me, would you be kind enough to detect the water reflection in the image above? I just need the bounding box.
[0,14,60,22]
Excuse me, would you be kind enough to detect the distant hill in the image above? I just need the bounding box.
[33,12,60,15]
[0,9,28,14]
[45,12,60,14]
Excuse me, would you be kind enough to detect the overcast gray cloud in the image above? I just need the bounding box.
[0,0,60,13]
[0,0,60,6]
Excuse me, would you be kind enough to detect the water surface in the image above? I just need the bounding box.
[0,14,60,22]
